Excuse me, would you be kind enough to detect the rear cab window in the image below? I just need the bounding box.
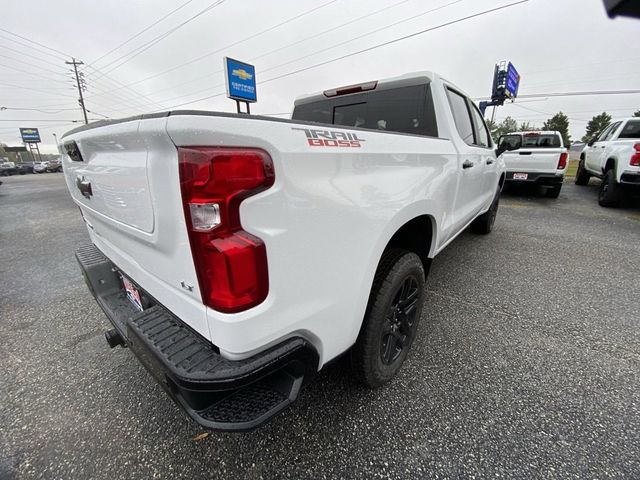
[292,83,438,137]
[499,133,562,150]
[618,120,640,139]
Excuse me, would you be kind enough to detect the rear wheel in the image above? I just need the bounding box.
[598,169,622,207]
[575,159,590,186]
[351,249,425,388]
[545,184,562,198]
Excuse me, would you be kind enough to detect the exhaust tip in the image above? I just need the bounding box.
[105,329,125,349]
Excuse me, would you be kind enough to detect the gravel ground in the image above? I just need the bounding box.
[1,174,639,479]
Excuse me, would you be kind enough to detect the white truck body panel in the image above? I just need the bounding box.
[61,72,505,366]
[499,131,567,177]
[583,118,640,182]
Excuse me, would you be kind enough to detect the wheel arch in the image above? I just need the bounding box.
[381,215,435,275]
[604,157,617,173]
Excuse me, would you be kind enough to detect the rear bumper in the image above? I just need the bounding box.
[620,172,640,185]
[505,172,563,185]
[75,244,319,431]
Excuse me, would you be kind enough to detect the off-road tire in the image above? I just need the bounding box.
[598,169,622,207]
[351,249,425,388]
[575,159,590,186]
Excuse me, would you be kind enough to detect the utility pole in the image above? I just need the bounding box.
[66,58,88,125]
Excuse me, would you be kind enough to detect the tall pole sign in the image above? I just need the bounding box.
[224,57,257,114]
[19,127,42,161]
[479,61,521,117]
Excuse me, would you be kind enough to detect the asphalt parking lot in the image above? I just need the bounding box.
[1,173,639,479]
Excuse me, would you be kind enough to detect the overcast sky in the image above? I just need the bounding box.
[1,0,638,154]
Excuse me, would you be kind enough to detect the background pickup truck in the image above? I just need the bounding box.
[61,72,505,431]
[496,130,568,198]
[575,117,640,207]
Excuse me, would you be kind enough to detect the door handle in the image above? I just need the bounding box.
[462,159,474,169]
[486,158,494,165]
[600,146,606,148]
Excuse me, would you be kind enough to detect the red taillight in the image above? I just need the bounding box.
[631,143,640,167]
[179,147,275,313]
[557,152,568,170]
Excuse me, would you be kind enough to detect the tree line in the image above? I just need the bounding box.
[487,109,640,145]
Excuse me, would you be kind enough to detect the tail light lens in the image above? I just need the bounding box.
[179,147,275,313]
[631,143,640,167]
[557,152,568,170]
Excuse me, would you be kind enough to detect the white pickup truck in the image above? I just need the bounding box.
[575,117,640,207]
[61,72,505,431]
[496,130,568,198]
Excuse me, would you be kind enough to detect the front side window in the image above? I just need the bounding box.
[446,88,474,145]
[597,124,614,142]
[604,122,621,141]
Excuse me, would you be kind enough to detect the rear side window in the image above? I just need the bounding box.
[469,102,491,148]
[521,133,561,148]
[618,120,640,139]
[292,84,438,137]
[446,88,474,145]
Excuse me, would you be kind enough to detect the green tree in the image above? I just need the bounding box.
[542,112,571,146]
[490,116,519,139]
[582,112,611,142]
[633,110,640,117]
[518,121,537,132]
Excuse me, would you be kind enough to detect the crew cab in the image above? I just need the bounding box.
[61,72,505,431]
[496,131,568,198]
[575,117,640,207]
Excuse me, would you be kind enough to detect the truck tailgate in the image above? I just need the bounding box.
[61,116,210,340]
[503,148,563,173]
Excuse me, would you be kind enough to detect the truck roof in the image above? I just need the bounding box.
[293,71,467,106]
[504,131,561,136]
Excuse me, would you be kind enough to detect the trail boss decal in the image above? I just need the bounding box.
[292,128,365,148]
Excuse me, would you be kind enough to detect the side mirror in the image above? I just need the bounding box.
[587,137,597,147]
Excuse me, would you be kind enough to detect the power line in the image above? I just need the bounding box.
[113,0,465,109]
[0,52,71,78]
[161,0,529,110]
[0,28,70,60]
[0,43,71,72]
[475,89,640,101]
[0,119,92,122]
[0,106,77,114]
[86,109,110,119]
[0,62,71,85]
[91,0,198,65]
[93,0,226,77]
[0,81,75,98]
[95,0,412,104]
[83,65,167,111]
[82,0,340,100]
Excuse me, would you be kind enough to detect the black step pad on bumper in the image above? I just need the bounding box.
[75,244,319,431]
